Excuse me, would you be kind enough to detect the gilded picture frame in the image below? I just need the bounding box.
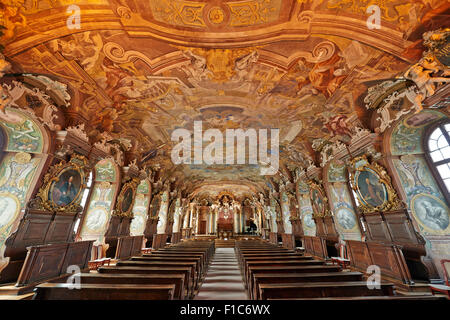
[36,154,89,213]
[348,155,404,214]
[308,181,330,218]
[114,178,139,218]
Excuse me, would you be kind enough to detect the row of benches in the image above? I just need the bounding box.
[32,240,215,300]
[235,239,441,300]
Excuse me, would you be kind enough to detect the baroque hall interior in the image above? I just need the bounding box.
[0,0,449,302]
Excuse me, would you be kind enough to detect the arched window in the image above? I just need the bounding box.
[425,120,450,199]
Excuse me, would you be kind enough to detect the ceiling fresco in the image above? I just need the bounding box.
[1,0,449,198]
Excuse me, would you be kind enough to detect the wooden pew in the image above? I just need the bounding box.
[62,273,186,300]
[251,272,363,299]
[258,281,395,300]
[132,255,204,277]
[244,259,325,285]
[116,260,199,288]
[33,283,175,300]
[98,266,193,298]
[247,265,342,298]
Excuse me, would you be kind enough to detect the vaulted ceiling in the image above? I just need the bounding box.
[2,0,449,199]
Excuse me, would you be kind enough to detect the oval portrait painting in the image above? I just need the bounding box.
[355,169,387,208]
[411,194,450,233]
[121,187,134,213]
[48,168,82,207]
[0,193,20,232]
[336,207,356,230]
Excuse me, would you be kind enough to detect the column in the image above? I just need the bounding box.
[234,210,239,233]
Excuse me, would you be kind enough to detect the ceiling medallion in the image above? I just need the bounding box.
[209,7,225,25]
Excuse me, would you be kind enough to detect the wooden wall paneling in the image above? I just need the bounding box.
[346,240,373,271]
[363,213,392,243]
[367,242,413,284]
[281,233,295,249]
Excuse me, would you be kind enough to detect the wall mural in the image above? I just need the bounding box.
[95,159,117,182]
[390,110,446,156]
[157,191,169,234]
[327,162,347,183]
[0,108,44,154]
[329,182,361,241]
[280,191,292,234]
[0,152,40,250]
[81,182,114,239]
[298,194,316,237]
[394,155,450,235]
[80,159,118,243]
[130,180,151,236]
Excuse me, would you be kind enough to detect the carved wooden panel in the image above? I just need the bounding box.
[383,210,421,246]
[346,240,373,270]
[312,236,325,258]
[291,220,304,238]
[313,218,326,237]
[44,214,77,243]
[367,242,412,284]
[281,233,295,249]
[363,213,391,243]
[323,216,339,240]
[16,241,93,286]
[303,236,314,254]
[269,232,277,245]
[118,217,132,237]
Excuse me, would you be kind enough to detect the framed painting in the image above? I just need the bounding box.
[349,155,404,214]
[48,167,83,207]
[115,178,139,217]
[37,154,89,212]
[308,181,329,218]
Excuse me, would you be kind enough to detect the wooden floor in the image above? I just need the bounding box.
[195,248,248,300]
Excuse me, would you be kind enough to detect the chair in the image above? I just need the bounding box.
[429,259,450,299]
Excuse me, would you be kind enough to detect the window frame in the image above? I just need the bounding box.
[423,119,450,205]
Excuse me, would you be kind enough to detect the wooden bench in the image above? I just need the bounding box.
[116,260,199,288]
[98,266,193,298]
[64,273,186,300]
[258,281,395,300]
[251,272,363,299]
[244,259,325,285]
[133,256,204,276]
[33,283,175,300]
[246,265,342,296]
